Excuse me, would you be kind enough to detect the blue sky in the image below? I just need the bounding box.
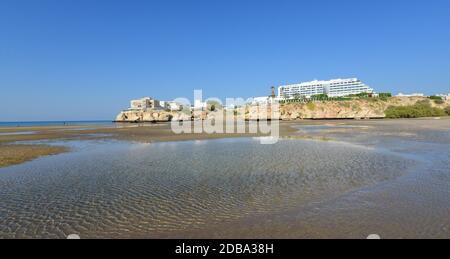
[1,0,449,121]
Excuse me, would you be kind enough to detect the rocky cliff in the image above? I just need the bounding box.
[115,109,192,122]
[115,97,450,122]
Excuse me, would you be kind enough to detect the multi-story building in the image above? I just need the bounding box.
[193,100,207,110]
[130,97,161,110]
[250,96,284,105]
[396,93,425,97]
[160,101,183,111]
[278,78,374,98]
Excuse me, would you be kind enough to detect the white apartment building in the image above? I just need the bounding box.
[130,97,161,110]
[193,100,207,110]
[278,78,374,98]
[161,101,183,111]
[396,93,425,97]
[250,96,283,105]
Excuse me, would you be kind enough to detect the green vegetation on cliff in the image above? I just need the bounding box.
[385,100,446,118]
[445,106,450,115]
[306,102,316,111]
[378,92,392,101]
[429,96,444,104]
[279,92,392,104]
[429,95,443,100]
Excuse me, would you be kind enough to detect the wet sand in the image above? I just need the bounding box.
[0,121,297,168]
[0,145,68,168]
[0,118,448,168]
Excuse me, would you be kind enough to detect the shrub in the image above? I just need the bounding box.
[341,102,351,108]
[378,92,392,98]
[348,92,370,99]
[445,106,450,115]
[333,97,352,101]
[429,95,443,100]
[434,99,445,105]
[385,100,446,118]
[310,94,329,101]
[306,102,316,111]
[293,93,302,100]
[416,99,431,106]
[207,100,222,111]
[377,92,392,101]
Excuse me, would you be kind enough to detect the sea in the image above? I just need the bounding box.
[0,121,113,128]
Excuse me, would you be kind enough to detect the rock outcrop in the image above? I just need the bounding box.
[115,110,191,122]
[115,97,450,122]
[278,97,449,120]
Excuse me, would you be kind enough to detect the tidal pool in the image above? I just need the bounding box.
[0,136,418,239]
[0,131,36,136]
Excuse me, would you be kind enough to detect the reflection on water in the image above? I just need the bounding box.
[0,131,36,136]
[295,124,370,134]
[0,121,449,239]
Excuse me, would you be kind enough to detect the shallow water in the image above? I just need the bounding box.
[0,137,414,238]
[295,124,369,133]
[0,121,449,239]
[0,121,113,128]
[0,131,36,136]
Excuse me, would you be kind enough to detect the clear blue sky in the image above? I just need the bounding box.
[1,0,449,121]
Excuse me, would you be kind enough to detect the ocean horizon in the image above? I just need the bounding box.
[0,120,113,127]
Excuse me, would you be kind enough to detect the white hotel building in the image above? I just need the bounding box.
[278,78,374,98]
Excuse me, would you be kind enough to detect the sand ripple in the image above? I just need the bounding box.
[0,138,414,238]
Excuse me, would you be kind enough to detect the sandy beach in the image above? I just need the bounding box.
[0,145,68,168]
